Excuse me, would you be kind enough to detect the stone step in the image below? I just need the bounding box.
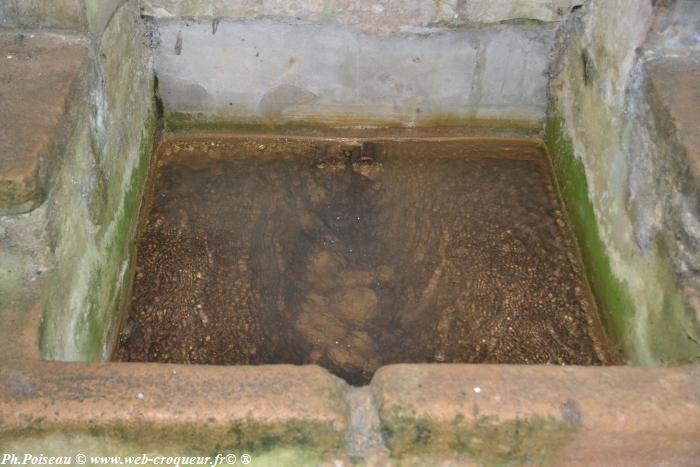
[0,0,84,30]
[0,33,88,215]
[646,54,700,324]
[647,54,700,182]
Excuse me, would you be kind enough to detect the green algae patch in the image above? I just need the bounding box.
[73,114,160,360]
[221,419,343,459]
[164,111,542,136]
[0,418,343,467]
[544,112,635,358]
[39,1,159,361]
[381,409,577,466]
[40,109,159,361]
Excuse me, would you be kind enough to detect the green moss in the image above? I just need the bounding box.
[544,111,635,357]
[382,410,577,466]
[164,111,541,136]
[222,419,341,455]
[321,0,337,19]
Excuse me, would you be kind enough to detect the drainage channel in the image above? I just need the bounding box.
[115,135,616,385]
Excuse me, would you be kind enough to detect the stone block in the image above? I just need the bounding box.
[372,364,700,465]
[0,34,88,215]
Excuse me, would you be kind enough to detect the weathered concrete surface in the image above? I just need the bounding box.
[0,0,85,30]
[546,0,700,364]
[154,20,554,128]
[143,0,584,32]
[0,34,88,215]
[373,364,700,466]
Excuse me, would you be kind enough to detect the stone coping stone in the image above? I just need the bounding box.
[0,0,85,31]
[0,33,88,215]
[143,0,584,33]
[0,362,349,454]
[0,303,698,464]
[372,364,700,465]
[647,54,700,183]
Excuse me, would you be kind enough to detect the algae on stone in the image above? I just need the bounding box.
[40,0,158,361]
[546,0,700,364]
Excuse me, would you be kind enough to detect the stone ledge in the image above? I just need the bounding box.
[0,33,89,215]
[646,54,700,326]
[646,55,700,183]
[0,362,349,455]
[143,0,584,32]
[372,364,700,465]
[0,0,85,31]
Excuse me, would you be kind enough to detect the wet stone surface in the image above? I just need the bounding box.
[115,136,614,385]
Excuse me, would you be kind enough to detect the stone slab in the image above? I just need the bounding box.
[0,0,85,30]
[143,0,584,32]
[0,33,88,215]
[647,55,700,183]
[372,363,700,466]
[154,20,554,127]
[0,361,349,455]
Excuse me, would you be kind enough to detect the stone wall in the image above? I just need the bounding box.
[146,0,583,129]
[546,0,700,364]
[42,1,157,361]
[2,0,698,366]
[0,0,85,30]
[0,0,157,361]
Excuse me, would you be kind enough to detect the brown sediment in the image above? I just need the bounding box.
[115,135,615,385]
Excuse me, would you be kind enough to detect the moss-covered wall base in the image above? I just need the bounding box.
[38,0,158,361]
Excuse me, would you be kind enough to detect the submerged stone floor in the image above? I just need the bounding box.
[116,135,615,384]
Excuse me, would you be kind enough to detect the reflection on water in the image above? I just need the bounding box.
[116,137,613,385]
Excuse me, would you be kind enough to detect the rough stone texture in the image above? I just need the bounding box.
[546,0,700,364]
[0,0,157,363]
[0,34,88,215]
[645,55,700,330]
[372,364,700,466]
[647,57,700,183]
[0,0,698,461]
[154,20,554,128]
[85,0,130,37]
[650,0,700,56]
[39,0,157,362]
[0,359,349,462]
[0,0,85,30]
[142,0,585,32]
[0,302,698,464]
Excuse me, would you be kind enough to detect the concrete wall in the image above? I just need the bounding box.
[546,0,700,364]
[147,0,583,128]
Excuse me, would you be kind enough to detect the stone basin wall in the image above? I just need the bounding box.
[144,0,585,130]
[0,0,699,464]
[0,0,158,361]
[0,0,697,378]
[546,0,700,365]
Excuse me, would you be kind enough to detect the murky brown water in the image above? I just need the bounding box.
[115,135,614,385]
